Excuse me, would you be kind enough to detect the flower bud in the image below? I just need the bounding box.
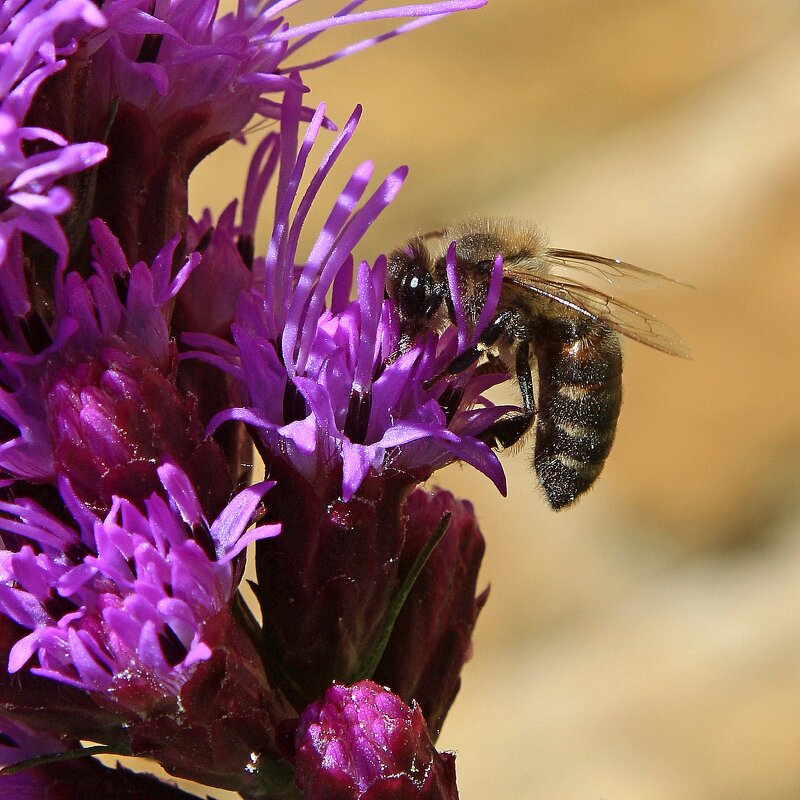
[374,488,487,740]
[47,345,232,517]
[294,680,459,800]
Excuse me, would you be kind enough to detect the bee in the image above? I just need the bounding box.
[387,217,689,510]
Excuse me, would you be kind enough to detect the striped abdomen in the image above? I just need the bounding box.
[532,318,622,509]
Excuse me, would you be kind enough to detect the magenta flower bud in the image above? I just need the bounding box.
[295,680,459,800]
[374,488,488,740]
[47,343,233,515]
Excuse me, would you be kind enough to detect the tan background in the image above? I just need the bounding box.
[184,1,800,797]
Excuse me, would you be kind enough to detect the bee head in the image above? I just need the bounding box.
[387,238,443,328]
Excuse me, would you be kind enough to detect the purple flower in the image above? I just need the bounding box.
[181,90,513,713]
[0,0,107,266]
[0,462,278,699]
[76,0,487,133]
[197,93,513,505]
[18,0,485,265]
[295,680,459,800]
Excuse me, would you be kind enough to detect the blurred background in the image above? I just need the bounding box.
[186,1,800,797]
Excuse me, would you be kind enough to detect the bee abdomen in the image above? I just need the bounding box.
[533,321,622,510]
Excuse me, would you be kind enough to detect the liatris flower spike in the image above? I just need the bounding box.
[0,0,542,798]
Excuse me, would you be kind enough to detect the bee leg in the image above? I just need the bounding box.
[478,341,536,449]
[440,343,519,425]
[424,311,515,389]
[439,384,465,424]
[343,386,373,444]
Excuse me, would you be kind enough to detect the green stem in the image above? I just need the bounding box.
[238,757,301,800]
[351,511,451,683]
[233,586,266,657]
[0,744,123,775]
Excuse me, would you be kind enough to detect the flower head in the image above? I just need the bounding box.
[18,0,485,264]
[198,93,514,505]
[0,219,246,516]
[184,90,513,713]
[0,462,277,700]
[75,0,486,136]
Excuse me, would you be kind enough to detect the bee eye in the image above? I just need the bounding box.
[396,265,436,320]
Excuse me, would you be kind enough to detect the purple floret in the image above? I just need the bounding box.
[72,0,486,136]
[0,0,107,265]
[0,0,105,120]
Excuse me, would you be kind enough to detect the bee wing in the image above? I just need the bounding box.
[502,265,691,358]
[545,248,695,289]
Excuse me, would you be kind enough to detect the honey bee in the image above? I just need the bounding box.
[387,217,689,510]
